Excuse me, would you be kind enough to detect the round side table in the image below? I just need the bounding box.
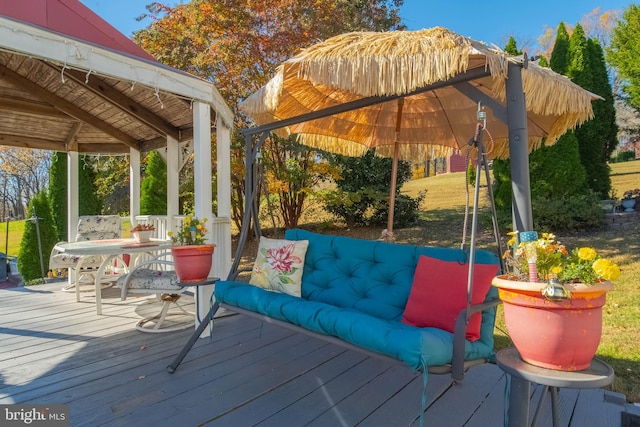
[496,347,614,427]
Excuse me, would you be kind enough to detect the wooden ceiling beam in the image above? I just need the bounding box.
[0,64,140,150]
[0,96,68,119]
[46,64,181,140]
[77,143,130,154]
[65,122,82,152]
[0,133,66,151]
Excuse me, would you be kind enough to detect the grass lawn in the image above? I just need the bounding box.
[3,160,639,401]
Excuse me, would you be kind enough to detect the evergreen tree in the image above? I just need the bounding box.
[504,36,522,55]
[587,38,618,160]
[568,24,611,198]
[48,154,103,241]
[48,152,66,241]
[492,27,595,231]
[140,150,168,215]
[78,156,101,216]
[528,133,588,199]
[18,191,58,283]
[608,4,640,110]
[491,35,521,210]
[549,22,570,74]
[537,56,549,67]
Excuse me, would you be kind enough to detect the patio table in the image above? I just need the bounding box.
[497,347,614,427]
[53,238,173,315]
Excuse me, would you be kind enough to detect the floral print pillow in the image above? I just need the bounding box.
[249,237,309,297]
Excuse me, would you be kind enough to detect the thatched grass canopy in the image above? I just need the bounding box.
[240,27,597,160]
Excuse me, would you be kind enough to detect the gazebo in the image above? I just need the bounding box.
[0,0,234,323]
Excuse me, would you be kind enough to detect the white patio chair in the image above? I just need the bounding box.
[49,215,126,291]
[116,251,194,333]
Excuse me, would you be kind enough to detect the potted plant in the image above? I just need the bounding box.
[130,224,155,243]
[493,231,620,371]
[621,188,639,212]
[167,217,215,282]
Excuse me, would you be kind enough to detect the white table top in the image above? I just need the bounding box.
[54,238,173,256]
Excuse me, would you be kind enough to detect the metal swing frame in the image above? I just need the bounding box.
[169,61,534,376]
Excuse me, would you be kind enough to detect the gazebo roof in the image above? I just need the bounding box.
[0,0,233,154]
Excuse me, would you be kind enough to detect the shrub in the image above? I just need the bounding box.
[321,150,411,228]
[531,192,604,232]
[370,191,426,229]
[18,191,58,283]
[320,188,376,228]
[612,150,636,163]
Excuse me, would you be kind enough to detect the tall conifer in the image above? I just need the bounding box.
[568,24,611,197]
[140,150,168,215]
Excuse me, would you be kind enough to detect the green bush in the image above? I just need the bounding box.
[612,150,636,163]
[18,191,58,282]
[467,160,476,187]
[320,188,377,228]
[321,150,412,228]
[531,192,604,232]
[140,150,168,215]
[370,191,426,229]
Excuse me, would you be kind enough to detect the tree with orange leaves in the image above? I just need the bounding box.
[134,0,405,230]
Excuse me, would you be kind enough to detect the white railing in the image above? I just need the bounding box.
[134,215,186,240]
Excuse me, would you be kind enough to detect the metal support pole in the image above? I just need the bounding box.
[29,207,45,280]
[506,61,533,232]
[508,377,531,426]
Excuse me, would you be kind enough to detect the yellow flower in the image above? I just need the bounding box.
[592,258,621,281]
[167,231,173,237]
[551,266,563,275]
[577,247,597,261]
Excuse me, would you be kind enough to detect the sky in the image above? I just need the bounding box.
[80,0,632,51]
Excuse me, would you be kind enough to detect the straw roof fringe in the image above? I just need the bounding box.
[296,133,454,160]
[294,28,509,97]
[239,27,598,161]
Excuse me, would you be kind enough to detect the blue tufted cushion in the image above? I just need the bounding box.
[284,229,499,322]
[219,229,501,371]
[214,281,495,370]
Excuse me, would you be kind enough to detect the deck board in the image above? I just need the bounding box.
[0,282,632,427]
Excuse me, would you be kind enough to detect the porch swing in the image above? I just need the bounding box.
[168,104,506,384]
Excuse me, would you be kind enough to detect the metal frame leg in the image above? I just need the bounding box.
[508,376,531,426]
[167,301,220,373]
[530,385,560,427]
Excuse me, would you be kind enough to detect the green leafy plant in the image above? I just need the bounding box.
[167,217,208,246]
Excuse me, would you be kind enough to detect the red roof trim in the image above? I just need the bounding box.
[0,0,156,62]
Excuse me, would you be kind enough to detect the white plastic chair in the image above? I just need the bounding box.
[116,251,194,333]
[49,215,126,290]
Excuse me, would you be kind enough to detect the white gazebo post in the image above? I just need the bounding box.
[193,101,214,333]
[129,148,141,229]
[215,116,232,281]
[66,150,79,286]
[166,136,180,238]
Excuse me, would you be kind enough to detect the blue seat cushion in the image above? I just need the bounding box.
[214,281,495,370]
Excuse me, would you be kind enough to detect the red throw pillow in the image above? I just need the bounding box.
[402,256,499,341]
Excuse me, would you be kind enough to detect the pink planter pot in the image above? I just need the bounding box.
[492,275,613,371]
[171,244,215,282]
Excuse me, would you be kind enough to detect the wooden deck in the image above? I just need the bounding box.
[0,282,635,427]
